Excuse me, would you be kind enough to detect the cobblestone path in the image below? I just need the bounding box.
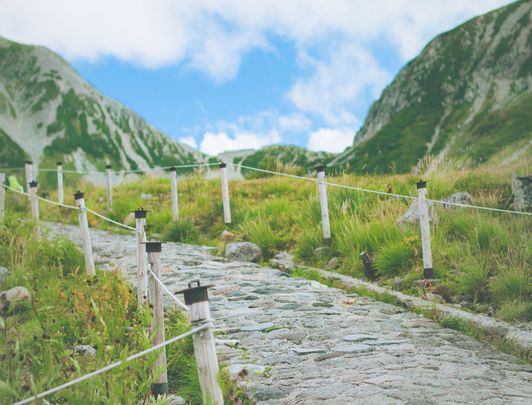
[49,224,532,404]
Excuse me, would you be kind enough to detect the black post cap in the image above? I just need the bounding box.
[316,165,326,173]
[29,180,38,188]
[416,180,427,189]
[24,160,33,165]
[105,164,112,169]
[74,190,84,200]
[169,166,177,172]
[219,162,227,168]
[423,267,434,279]
[145,241,162,253]
[56,161,62,166]
[177,280,214,305]
[134,208,147,219]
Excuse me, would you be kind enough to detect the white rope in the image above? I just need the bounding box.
[3,184,78,209]
[236,164,532,217]
[13,322,211,405]
[85,207,136,231]
[19,162,220,176]
[149,269,189,311]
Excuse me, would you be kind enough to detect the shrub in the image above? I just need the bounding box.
[474,220,509,253]
[374,239,414,277]
[162,220,200,244]
[458,263,489,303]
[491,269,529,303]
[496,301,532,322]
[240,218,287,258]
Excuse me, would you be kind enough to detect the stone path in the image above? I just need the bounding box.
[49,224,532,404]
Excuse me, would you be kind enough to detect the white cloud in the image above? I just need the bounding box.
[178,135,198,149]
[307,127,355,153]
[0,0,511,79]
[288,43,391,126]
[199,131,280,155]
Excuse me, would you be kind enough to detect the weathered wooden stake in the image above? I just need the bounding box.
[24,160,33,199]
[317,165,331,241]
[106,164,112,212]
[146,241,169,397]
[29,181,41,239]
[57,161,64,205]
[135,208,148,308]
[179,281,223,405]
[220,163,231,224]
[417,180,434,279]
[74,191,96,276]
[170,167,179,221]
[0,173,5,222]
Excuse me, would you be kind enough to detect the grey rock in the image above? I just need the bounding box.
[140,192,153,200]
[241,322,274,332]
[225,242,262,262]
[332,343,372,353]
[253,384,289,401]
[1,286,31,313]
[293,347,326,355]
[512,175,532,212]
[313,247,329,258]
[397,199,436,228]
[325,257,338,270]
[169,396,186,405]
[221,230,235,241]
[0,266,9,283]
[442,191,473,209]
[73,345,96,356]
[271,251,294,272]
[342,334,378,342]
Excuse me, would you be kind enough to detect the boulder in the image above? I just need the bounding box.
[442,192,473,209]
[220,230,235,241]
[271,251,294,272]
[397,200,436,229]
[169,396,186,405]
[325,257,338,270]
[225,242,262,262]
[123,212,135,225]
[512,175,532,212]
[73,345,97,357]
[0,266,9,283]
[1,286,31,313]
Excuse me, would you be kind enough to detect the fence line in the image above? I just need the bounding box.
[149,268,189,311]
[13,322,212,405]
[235,164,532,217]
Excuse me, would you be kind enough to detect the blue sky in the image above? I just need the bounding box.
[0,0,511,155]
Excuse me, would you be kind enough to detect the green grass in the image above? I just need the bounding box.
[0,213,247,403]
[4,154,531,324]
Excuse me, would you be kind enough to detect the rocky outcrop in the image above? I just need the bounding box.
[512,175,532,212]
[271,251,295,272]
[1,286,31,313]
[225,242,262,262]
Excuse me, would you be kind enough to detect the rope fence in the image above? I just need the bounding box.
[0,158,530,403]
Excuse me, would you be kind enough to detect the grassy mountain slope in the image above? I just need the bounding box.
[0,37,206,179]
[238,145,334,178]
[333,0,532,174]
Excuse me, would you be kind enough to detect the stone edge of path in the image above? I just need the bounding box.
[306,267,531,354]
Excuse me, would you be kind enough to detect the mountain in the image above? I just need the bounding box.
[0,36,205,181]
[333,0,532,174]
[236,145,334,179]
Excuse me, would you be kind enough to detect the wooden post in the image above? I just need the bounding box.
[170,167,179,221]
[106,164,112,212]
[24,160,33,198]
[135,208,148,308]
[0,173,5,222]
[74,191,96,277]
[220,163,231,225]
[417,180,434,279]
[179,281,223,405]
[317,165,331,241]
[29,180,41,239]
[57,161,64,205]
[146,241,168,397]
